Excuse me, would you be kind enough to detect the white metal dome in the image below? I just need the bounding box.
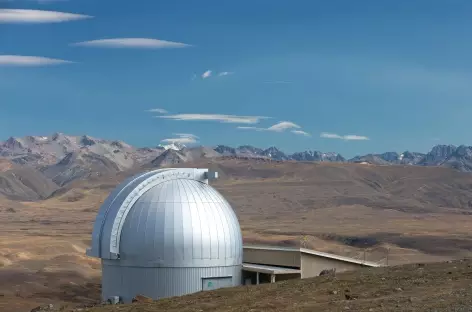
[86,168,243,302]
[119,177,242,267]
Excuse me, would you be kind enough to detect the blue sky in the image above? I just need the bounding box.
[1,0,471,157]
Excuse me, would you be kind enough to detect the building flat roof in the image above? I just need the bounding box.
[243,245,382,267]
[242,263,301,275]
[300,248,382,267]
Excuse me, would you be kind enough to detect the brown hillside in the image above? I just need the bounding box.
[81,259,472,312]
[0,166,59,200]
[0,159,14,172]
[2,160,472,311]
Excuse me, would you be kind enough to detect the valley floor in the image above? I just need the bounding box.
[2,161,472,311]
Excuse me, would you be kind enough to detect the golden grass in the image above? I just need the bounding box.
[2,160,472,310]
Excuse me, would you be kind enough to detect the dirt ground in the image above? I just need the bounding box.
[81,259,472,312]
[2,161,472,311]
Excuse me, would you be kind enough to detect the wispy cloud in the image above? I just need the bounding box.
[238,121,309,136]
[161,133,198,144]
[0,9,91,23]
[237,126,262,130]
[320,133,343,139]
[0,55,73,66]
[196,70,233,80]
[71,38,192,49]
[218,71,234,77]
[267,121,300,132]
[155,113,268,124]
[343,135,370,141]
[201,70,212,79]
[174,133,198,140]
[146,108,168,114]
[291,130,311,137]
[320,132,370,141]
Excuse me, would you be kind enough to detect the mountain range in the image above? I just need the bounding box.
[1,132,472,200]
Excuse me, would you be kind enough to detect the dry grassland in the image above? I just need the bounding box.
[1,160,472,311]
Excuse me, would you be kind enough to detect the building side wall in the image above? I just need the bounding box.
[101,262,242,303]
[243,248,301,268]
[275,273,301,282]
[300,253,367,278]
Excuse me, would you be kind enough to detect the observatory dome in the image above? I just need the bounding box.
[86,168,243,303]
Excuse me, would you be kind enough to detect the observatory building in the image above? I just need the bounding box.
[86,168,243,303]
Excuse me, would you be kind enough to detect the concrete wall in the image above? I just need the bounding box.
[242,247,370,282]
[243,248,301,268]
[242,270,300,284]
[275,273,301,282]
[300,253,367,278]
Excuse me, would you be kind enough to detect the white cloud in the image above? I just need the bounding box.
[161,137,196,144]
[161,133,198,144]
[238,121,309,137]
[291,130,311,137]
[174,133,198,139]
[155,113,268,124]
[198,70,233,80]
[320,133,343,139]
[71,38,192,49]
[237,126,256,129]
[146,108,168,114]
[237,126,266,131]
[267,121,300,132]
[218,71,234,77]
[202,70,212,79]
[0,9,91,23]
[320,132,370,141]
[0,55,73,66]
[343,135,370,141]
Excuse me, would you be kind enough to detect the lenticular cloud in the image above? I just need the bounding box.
[0,9,91,23]
[0,55,73,66]
[71,38,192,49]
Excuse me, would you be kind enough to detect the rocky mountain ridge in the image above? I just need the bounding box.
[215,144,472,172]
[1,134,472,170]
[1,133,472,201]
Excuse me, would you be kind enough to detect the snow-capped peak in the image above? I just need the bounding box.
[158,142,186,151]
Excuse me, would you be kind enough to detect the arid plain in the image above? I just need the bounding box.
[2,159,472,311]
